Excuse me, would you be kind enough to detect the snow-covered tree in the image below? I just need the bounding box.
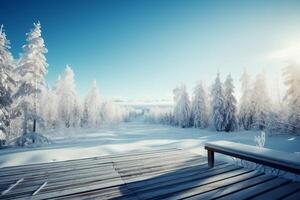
[223,74,238,132]
[39,87,58,129]
[211,73,225,131]
[101,101,123,124]
[173,84,191,128]
[250,72,270,130]
[83,80,102,127]
[144,107,174,125]
[55,65,81,128]
[15,22,48,134]
[238,69,253,130]
[0,25,16,140]
[191,82,208,128]
[283,63,300,134]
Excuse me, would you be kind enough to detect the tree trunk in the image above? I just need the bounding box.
[22,107,28,135]
[33,119,36,132]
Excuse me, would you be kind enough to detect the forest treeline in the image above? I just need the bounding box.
[145,67,300,135]
[0,23,128,142]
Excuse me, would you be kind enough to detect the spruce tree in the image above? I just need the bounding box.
[283,64,300,134]
[238,69,253,130]
[211,73,225,131]
[16,22,48,134]
[55,65,81,128]
[84,80,102,127]
[0,25,16,140]
[191,82,208,128]
[250,72,270,130]
[173,85,191,128]
[223,74,238,132]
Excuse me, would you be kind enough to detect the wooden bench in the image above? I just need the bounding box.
[205,140,300,174]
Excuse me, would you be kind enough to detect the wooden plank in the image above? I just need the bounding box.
[115,155,209,174]
[182,174,274,200]
[32,182,47,196]
[164,171,263,200]
[92,147,181,159]
[119,160,221,182]
[0,164,115,192]
[29,178,126,200]
[0,148,181,174]
[252,182,300,200]
[218,177,291,200]
[110,150,191,163]
[125,163,230,188]
[0,161,113,180]
[116,157,207,177]
[134,168,250,199]
[1,164,116,189]
[0,148,183,176]
[1,178,24,195]
[0,157,108,174]
[0,164,117,196]
[0,164,116,188]
[283,190,300,200]
[113,152,201,169]
[114,155,204,173]
[2,149,192,180]
[0,160,113,178]
[0,153,202,194]
[0,151,192,184]
[2,176,125,200]
[122,163,228,186]
[0,168,121,198]
[50,186,138,200]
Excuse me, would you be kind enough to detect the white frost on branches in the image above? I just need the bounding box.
[173,84,191,128]
[55,65,81,128]
[83,80,102,127]
[0,24,16,140]
[15,22,48,134]
[211,73,225,131]
[191,82,208,128]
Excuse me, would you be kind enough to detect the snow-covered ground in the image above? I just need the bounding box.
[0,121,300,168]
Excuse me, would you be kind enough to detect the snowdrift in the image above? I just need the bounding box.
[13,132,51,147]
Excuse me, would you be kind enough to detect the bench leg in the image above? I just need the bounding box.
[208,150,214,168]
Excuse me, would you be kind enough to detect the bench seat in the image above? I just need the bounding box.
[205,140,300,174]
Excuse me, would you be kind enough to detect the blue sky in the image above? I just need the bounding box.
[1,0,300,101]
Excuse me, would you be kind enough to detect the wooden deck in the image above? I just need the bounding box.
[0,148,300,200]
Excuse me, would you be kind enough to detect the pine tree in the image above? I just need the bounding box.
[84,80,102,127]
[55,65,81,128]
[173,84,191,128]
[15,22,48,134]
[39,87,58,129]
[238,69,253,130]
[211,73,225,131]
[101,101,123,124]
[0,25,16,141]
[251,72,270,130]
[283,63,300,134]
[223,74,238,132]
[191,82,208,128]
